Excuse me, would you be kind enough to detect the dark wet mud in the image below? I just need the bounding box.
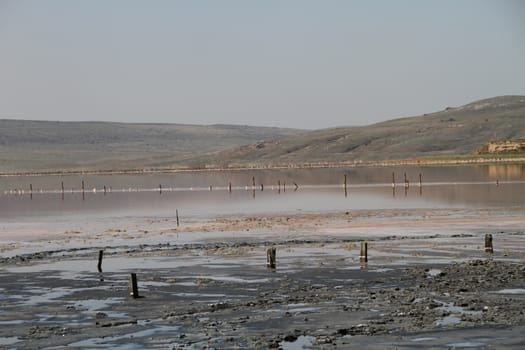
[1,236,524,349]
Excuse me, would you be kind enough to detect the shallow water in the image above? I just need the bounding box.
[1,165,524,221]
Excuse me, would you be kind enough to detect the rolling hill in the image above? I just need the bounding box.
[1,95,524,173]
[0,121,301,173]
[189,95,525,168]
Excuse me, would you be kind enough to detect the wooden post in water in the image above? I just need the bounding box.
[97,250,104,272]
[360,242,368,263]
[159,184,162,194]
[283,181,286,192]
[176,209,180,227]
[252,176,256,189]
[485,234,494,254]
[392,172,396,188]
[103,185,107,195]
[82,180,85,200]
[267,247,276,269]
[129,273,139,298]
[419,173,423,196]
[260,184,264,191]
[29,184,33,200]
[229,182,232,193]
[209,185,212,191]
[278,180,281,194]
[344,174,348,198]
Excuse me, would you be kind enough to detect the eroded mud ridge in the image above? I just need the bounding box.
[1,238,524,350]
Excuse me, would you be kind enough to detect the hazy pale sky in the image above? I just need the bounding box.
[1,0,524,129]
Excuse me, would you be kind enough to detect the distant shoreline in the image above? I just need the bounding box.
[1,155,524,177]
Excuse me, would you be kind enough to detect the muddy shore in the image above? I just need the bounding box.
[1,209,525,349]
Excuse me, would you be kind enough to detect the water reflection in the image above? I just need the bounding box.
[0,165,524,222]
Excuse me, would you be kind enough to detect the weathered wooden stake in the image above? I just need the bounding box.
[29,184,33,200]
[252,176,256,189]
[210,185,213,191]
[278,180,281,193]
[82,180,85,200]
[404,173,409,188]
[419,174,423,196]
[103,185,107,195]
[129,273,139,298]
[392,172,396,188]
[267,247,276,269]
[283,181,286,192]
[260,184,264,191]
[485,234,493,254]
[229,182,232,193]
[97,250,104,272]
[360,242,368,263]
[176,209,180,227]
[159,184,162,194]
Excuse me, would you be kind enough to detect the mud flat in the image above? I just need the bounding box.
[1,208,525,349]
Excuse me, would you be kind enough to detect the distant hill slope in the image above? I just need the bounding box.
[190,95,525,168]
[0,121,301,172]
[1,95,524,173]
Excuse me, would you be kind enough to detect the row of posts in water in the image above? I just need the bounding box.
[7,177,296,200]
[6,172,503,200]
[9,172,409,199]
[92,234,497,299]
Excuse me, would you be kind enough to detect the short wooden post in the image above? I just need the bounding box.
[103,185,107,195]
[267,247,276,269]
[404,173,409,188]
[260,184,264,191]
[229,182,232,193]
[278,180,281,193]
[283,181,286,192]
[392,172,396,188]
[97,250,104,272]
[82,180,85,200]
[176,209,180,227]
[209,185,212,191]
[485,234,493,254]
[344,174,348,197]
[252,176,256,189]
[159,184,162,194]
[360,242,368,263]
[129,273,139,298]
[29,184,33,199]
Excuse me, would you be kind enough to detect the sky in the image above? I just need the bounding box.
[0,1,524,129]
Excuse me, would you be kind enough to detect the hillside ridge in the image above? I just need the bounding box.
[1,95,524,173]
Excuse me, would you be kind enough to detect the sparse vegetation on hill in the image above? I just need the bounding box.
[1,95,524,174]
[0,121,301,173]
[188,95,525,168]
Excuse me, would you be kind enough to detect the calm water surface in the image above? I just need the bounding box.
[0,165,524,222]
